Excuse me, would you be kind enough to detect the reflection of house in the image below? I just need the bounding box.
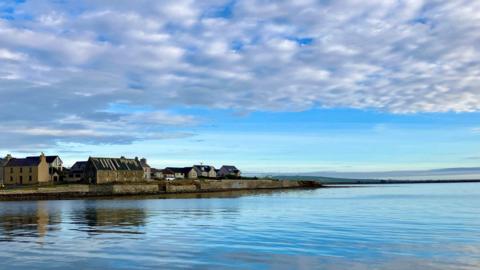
[84,156,144,184]
[165,167,198,179]
[218,165,241,178]
[83,206,146,227]
[26,155,63,182]
[66,161,87,182]
[3,153,50,185]
[0,201,60,240]
[140,158,151,180]
[193,165,217,178]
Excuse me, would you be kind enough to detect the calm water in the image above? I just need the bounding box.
[0,183,479,270]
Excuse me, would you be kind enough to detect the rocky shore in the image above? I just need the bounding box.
[0,179,322,201]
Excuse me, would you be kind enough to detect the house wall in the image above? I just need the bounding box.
[94,170,144,184]
[208,169,216,178]
[65,173,84,182]
[3,161,49,185]
[143,166,151,180]
[187,169,198,179]
[49,158,63,171]
[38,161,50,183]
[174,172,185,179]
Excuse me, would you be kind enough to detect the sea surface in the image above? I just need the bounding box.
[0,183,479,270]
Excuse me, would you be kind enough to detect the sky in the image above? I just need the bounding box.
[0,0,479,174]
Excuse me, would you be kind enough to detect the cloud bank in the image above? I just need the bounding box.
[1,0,480,148]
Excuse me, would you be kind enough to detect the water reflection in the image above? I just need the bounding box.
[0,184,479,270]
[0,201,61,241]
[69,201,147,236]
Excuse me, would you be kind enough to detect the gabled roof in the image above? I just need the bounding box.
[70,161,87,172]
[161,168,175,174]
[166,167,194,174]
[221,165,240,173]
[88,157,143,171]
[5,158,41,167]
[193,165,215,172]
[26,155,61,164]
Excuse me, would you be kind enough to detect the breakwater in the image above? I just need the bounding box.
[0,179,321,200]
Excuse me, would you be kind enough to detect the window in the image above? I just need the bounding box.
[19,176,23,182]
[29,176,32,182]
[10,168,13,173]
[20,167,23,173]
[10,176,13,181]
[29,167,32,173]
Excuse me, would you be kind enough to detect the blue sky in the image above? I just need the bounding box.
[0,0,479,173]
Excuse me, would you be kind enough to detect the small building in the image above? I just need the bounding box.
[165,167,198,179]
[140,158,151,180]
[150,168,163,180]
[218,165,241,178]
[160,168,176,181]
[84,157,144,184]
[65,161,87,182]
[26,155,63,182]
[193,165,217,178]
[3,153,50,185]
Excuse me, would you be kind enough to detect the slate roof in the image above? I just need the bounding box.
[70,161,87,172]
[5,158,41,167]
[221,165,240,173]
[88,157,143,171]
[193,165,215,172]
[161,168,175,175]
[26,155,61,164]
[166,167,194,174]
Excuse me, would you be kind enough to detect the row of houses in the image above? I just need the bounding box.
[0,153,241,186]
[151,165,240,180]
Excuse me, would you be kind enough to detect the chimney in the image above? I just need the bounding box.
[140,158,147,164]
[40,152,46,162]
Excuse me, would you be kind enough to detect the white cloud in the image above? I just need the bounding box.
[1,0,480,148]
[0,48,26,61]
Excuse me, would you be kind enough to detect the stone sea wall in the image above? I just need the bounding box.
[0,179,321,200]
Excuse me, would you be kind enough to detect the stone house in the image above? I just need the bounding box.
[65,161,87,182]
[150,168,162,180]
[193,165,217,178]
[218,165,241,178]
[165,167,198,179]
[84,157,144,184]
[26,155,63,182]
[154,168,175,180]
[140,158,151,180]
[0,155,9,185]
[3,153,50,185]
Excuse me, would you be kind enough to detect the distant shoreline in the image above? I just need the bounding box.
[310,179,480,185]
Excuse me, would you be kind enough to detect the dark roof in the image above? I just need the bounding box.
[26,155,61,164]
[221,165,240,173]
[70,161,87,172]
[166,167,194,174]
[5,158,41,167]
[161,168,175,174]
[88,157,143,171]
[140,158,150,168]
[193,165,215,172]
